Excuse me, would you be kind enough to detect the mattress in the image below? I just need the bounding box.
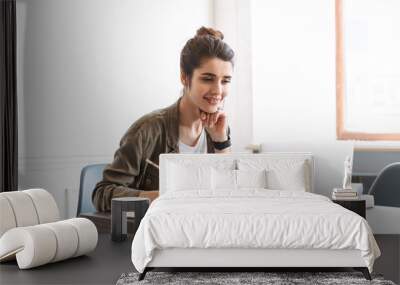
[131,189,381,273]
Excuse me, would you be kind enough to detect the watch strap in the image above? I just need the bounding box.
[213,136,231,150]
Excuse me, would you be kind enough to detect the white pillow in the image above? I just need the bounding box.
[210,159,237,171]
[236,169,268,189]
[167,162,212,192]
[266,161,308,191]
[212,168,236,190]
[238,158,310,192]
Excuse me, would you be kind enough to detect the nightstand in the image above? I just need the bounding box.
[332,199,366,218]
[111,197,150,242]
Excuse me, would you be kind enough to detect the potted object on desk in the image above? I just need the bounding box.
[111,197,150,242]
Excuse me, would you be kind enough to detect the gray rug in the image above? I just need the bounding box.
[116,271,396,285]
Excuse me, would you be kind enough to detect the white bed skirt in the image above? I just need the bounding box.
[148,248,366,268]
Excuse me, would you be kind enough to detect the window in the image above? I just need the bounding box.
[336,0,400,140]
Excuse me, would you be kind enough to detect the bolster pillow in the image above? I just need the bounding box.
[0,218,98,269]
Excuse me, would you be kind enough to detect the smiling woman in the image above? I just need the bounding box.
[92,27,235,212]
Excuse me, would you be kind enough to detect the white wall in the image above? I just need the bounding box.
[213,0,254,152]
[251,0,354,197]
[17,0,213,217]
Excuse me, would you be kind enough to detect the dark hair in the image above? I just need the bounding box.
[180,27,235,82]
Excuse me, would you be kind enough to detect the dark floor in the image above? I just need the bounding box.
[373,234,400,284]
[0,234,134,285]
[0,234,398,285]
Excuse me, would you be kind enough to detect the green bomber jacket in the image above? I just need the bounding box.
[92,96,225,212]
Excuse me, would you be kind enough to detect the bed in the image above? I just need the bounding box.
[131,153,381,280]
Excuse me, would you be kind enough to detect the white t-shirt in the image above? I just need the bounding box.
[178,129,207,153]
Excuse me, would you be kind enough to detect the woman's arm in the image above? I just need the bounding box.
[92,130,158,212]
[202,110,232,153]
[213,125,231,153]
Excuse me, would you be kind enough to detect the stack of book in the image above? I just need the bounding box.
[332,188,359,200]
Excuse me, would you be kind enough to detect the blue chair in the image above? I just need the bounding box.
[76,163,107,216]
[368,162,400,208]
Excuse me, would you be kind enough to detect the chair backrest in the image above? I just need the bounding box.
[77,163,107,216]
[368,162,400,208]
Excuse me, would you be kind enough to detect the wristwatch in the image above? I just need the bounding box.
[212,135,231,150]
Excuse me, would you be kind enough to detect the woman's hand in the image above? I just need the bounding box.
[200,109,228,142]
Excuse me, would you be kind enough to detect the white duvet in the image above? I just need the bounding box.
[131,190,380,273]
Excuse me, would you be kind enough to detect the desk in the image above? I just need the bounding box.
[0,234,133,285]
[79,212,136,234]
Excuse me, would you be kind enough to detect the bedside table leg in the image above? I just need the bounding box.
[354,267,371,280]
[138,268,148,281]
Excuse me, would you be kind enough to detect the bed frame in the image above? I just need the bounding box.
[138,153,372,281]
[138,248,371,280]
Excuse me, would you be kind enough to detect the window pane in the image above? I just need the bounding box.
[343,0,400,134]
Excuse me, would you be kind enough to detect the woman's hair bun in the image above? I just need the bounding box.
[180,26,234,78]
[196,26,224,40]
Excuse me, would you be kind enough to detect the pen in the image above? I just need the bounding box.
[146,158,159,169]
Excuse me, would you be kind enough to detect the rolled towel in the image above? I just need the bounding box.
[0,218,98,269]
